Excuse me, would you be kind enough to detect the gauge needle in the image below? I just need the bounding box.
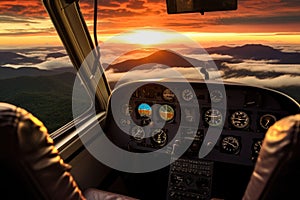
[233,118,244,121]
[265,119,270,126]
[224,141,237,148]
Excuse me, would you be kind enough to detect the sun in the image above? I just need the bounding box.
[115,29,178,46]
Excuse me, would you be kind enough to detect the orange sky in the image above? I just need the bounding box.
[0,0,300,48]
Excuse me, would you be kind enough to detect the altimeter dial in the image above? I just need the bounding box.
[221,136,241,154]
[230,111,250,129]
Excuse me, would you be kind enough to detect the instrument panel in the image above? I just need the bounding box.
[106,79,299,166]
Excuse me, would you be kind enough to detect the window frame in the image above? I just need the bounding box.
[43,0,111,141]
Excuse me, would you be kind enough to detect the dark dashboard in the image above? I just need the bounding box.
[106,79,298,165]
[104,79,299,200]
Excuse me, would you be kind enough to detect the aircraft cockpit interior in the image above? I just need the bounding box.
[0,0,299,199]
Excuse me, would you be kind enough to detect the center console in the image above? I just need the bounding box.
[167,158,214,200]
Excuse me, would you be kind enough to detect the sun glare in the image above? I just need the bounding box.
[115,29,179,46]
[102,29,300,49]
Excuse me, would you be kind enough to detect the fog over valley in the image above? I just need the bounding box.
[1,44,299,103]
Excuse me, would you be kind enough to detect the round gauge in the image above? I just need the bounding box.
[260,114,276,130]
[141,88,154,98]
[137,103,152,117]
[210,90,223,103]
[159,104,175,121]
[151,129,168,146]
[130,126,145,141]
[252,139,263,155]
[121,104,132,116]
[230,111,250,129]
[183,107,195,122]
[182,88,194,102]
[162,88,175,102]
[204,108,223,127]
[120,118,131,126]
[221,136,240,154]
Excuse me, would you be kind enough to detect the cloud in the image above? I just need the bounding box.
[106,65,205,87]
[0,0,47,18]
[91,0,300,33]
[105,62,300,104]
[1,0,300,41]
[126,0,146,9]
[0,1,57,37]
[184,53,233,61]
[105,61,300,90]
[0,15,36,23]
[80,0,152,19]
[0,47,71,70]
[17,47,66,59]
[34,56,72,70]
[2,55,72,70]
[225,60,300,75]
[274,45,300,53]
[223,75,300,88]
[219,14,300,25]
[0,27,56,36]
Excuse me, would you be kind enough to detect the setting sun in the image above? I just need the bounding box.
[114,29,180,46]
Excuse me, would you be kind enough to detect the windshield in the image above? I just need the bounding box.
[79,0,300,103]
[0,0,299,131]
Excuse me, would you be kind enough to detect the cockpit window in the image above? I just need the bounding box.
[0,47,92,133]
[79,0,300,103]
[0,0,92,133]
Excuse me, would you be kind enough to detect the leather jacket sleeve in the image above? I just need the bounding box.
[0,102,86,200]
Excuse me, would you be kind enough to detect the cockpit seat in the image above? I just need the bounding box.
[243,114,300,200]
[0,102,137,200]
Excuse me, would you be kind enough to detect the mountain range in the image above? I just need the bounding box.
[0,67,74,79]
[1,44,299,77]
[106,44,300,72]
[205,44,300,64]
[106,49,199,72]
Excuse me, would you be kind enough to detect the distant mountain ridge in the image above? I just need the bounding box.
[205,44,300,64]
[106,50,198,72]
[0,66,74,80]
[0,52,42,65]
